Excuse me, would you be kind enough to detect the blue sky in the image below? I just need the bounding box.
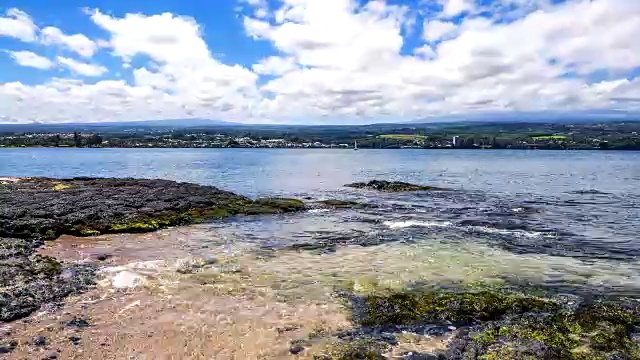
[0,0,639,124]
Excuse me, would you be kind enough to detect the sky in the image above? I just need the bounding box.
[0,0,639,124]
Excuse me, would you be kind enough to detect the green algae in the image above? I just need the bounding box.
[345,180,451,192]
[313,339,388,360]
[473,302,640,360]
[317,200,362,208]
[357,290,561,327]
[332,284,640,359]
[61,197,305,238]
[29,255,63,278]
[247,198,306,214]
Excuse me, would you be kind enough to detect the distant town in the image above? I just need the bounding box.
[0,120,639,150]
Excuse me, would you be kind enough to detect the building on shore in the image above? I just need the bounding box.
[452,136,461,147]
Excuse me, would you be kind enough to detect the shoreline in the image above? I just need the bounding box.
[2,177,640,359]
[1,146,638,151]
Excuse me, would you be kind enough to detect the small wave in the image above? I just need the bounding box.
[569,189,611,195]
[308,208,330,214]
[466,225,546,239]
[384,220,453,229]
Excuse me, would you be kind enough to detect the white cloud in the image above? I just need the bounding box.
[57,57,107,77]
[40,26,99,57]
[1,1,640,124]
[0,8,38,42]
[441,0,474,17]
[7,50,54,69]
[424,20,457,41]
[252,56,297,75]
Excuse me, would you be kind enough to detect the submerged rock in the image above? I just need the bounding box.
[0,260,95,322]
[352,290,561,329]
[345,180,450,192]
[65,317,90,328]
[32,335,47,347]
[316,200,365,209]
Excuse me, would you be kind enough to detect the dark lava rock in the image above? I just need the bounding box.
[0,177,306,324]
[0,177,304,240]
[68,336,81,346]
[92,252,112,261]
[289,344,305,355]
[316,199,363,208]
[32,335,47,346]
[345,180,450,192]
[65,317,90,328]
[0,340,17,354]
[42,354,58,360]
[0,260,95,322]
[248,198,306,214]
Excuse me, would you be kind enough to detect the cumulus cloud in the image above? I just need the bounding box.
[57,57,107,77]
[0,8,38,42]
[40,27,99,57]
[6,50,54,69]
[0,0,640,124]
[252,56,297,75]
[423,20,457,41]
[441,0,475,17]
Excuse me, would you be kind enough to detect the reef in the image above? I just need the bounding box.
[307,284,640,360]
[345,180,450,192]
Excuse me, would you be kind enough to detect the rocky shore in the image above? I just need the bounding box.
[1,177,639,359]
[0,177,305,324]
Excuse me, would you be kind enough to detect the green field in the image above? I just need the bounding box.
[530,135,567,140]
[379,134,427,141]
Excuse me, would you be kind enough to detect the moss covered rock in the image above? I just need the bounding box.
[0,177,307,324]
[313,339,389,360]
[0,178,306,240]
[345,180,450,192]
[316,200,362,208]
[355,290,561,328]
[453,302,640,360]
[335,286,640,360]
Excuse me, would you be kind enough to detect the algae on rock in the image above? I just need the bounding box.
[345,180,450,192]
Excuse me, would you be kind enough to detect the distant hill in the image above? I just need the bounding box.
[0,119,234,133]
[409,110,640,124]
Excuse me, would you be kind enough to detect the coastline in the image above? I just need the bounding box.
[1,177,640,359]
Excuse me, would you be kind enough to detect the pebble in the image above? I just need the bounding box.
[32,335,47,346]
[66,318,90,328]
[289,345,305,355]
[69,336,81,346]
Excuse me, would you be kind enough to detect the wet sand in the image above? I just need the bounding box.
[7,220,638,359]
[4,225,452,359]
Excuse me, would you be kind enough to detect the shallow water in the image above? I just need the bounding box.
[2,148,637,358]
[3,148,640,291]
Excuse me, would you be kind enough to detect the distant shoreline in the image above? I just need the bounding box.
[1,146,638,151]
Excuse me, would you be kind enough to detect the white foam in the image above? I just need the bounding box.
[467,226,544,238]
[102,260,164,273]
[384,220,452,229]
[110,270,145,289]
[99,260,166,289]
[308,208,330,214]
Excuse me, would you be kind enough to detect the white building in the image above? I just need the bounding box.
[452,136,461,147]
